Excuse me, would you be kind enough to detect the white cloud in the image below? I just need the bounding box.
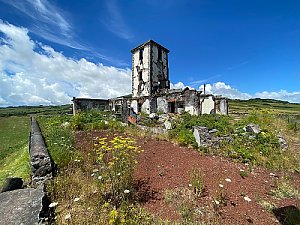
[1,0,81,49]
[170,81,186,89]
[0,21,131,107]
[199,82,300,103]
[199,82,252,100]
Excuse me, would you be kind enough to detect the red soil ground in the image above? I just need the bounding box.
[76,131,300,225]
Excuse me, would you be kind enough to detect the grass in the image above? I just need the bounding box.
[0,145,30,186]
[270,179,300,199]
[229,98,300,116]
[0,104,72,117]
[0,116,30,186]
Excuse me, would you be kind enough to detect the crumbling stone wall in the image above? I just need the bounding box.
[72,97,109,115]
[132,40,170,98]
[30,118,52,186]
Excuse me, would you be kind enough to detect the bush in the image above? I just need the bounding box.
[72,110,125,131]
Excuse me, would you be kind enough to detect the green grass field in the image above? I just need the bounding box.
[0,104,72,117]
[0,116,31,186]
[229,98,300,116]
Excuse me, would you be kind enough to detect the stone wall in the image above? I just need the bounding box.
[30,118,52,186]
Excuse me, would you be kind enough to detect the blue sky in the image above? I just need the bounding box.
[0,0,300,106]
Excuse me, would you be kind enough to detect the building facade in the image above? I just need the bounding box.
[73,40,228,117]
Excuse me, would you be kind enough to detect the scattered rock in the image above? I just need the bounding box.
[209,129,219,134]
[149,113,159,120]
[225,178,232,182]
[277,134,288,150]
[244,196,252,202]
[1,177,23,192]
[193,126,212,147]
[244,123,261,134]
[0,185,44,225]
[164,120,173,130]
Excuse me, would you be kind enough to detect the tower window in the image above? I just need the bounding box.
[139,48,144,61]
[158,48,162,61]
[138,71,142,81]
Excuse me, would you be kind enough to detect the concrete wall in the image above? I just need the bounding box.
[132,45,151,97]
[141,99,150,114]
[200,95,215,114]
[72,98,109,115]
[215,97,228,115]
[132,41,170,98]
[157,97,168,113]
[151,45,169,94]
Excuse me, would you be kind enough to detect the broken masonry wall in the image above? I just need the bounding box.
[131,100,138,114]
[72,98,109,115]
[157,96,168,114]
[132,45,151,97]
[183,90,200,116]
[141,99,150,114]
[151,45,169,94]
[200,95,215,114]
[215,97,228,115]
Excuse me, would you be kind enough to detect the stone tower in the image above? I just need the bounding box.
[131,40,170,98]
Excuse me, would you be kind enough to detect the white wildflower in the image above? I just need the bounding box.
[117,173,121,176]
[225,178,231,182]
[214,200,220,205]
[219,184,224,188]
[64,213,71,220]
[74,159,81,162]
[98,176,102,180]
[188,184,192,187]
[74,197,80,202]
[124,189,130,194]
[49,202,58,208]
[239,169,244,172]
[91,173,94,177]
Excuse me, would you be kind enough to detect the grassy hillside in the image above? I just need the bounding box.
[0,116,30,186]
[229,98,300,116]
[0,104,72,117]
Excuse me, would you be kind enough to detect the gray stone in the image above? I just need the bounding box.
[137,125,168,135]
[278,134,288,150]
[164,120,173,130]
[244,123,261,134]
[1,177,23,192]
[193,126,212,147]
[30,118,52,186]
[209,129,219,134]
[0,185,44,225]
[149,113,158,120]
[158,114,168,123]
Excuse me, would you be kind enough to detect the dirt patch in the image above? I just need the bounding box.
[76,131,300,224]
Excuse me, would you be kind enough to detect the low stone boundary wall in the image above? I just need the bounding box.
[29,117,52,185]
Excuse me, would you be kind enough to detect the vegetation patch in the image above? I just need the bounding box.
[0,116,30,186]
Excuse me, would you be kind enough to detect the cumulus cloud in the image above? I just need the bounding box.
[0,21,131,107]
[199,82,300,103]
[199,82,252,100]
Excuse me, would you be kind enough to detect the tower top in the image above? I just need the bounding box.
[131,40,170,53]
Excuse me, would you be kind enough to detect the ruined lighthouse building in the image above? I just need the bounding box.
[73,40,228,116]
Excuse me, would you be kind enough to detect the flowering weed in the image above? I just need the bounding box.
[94,136,142,207]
